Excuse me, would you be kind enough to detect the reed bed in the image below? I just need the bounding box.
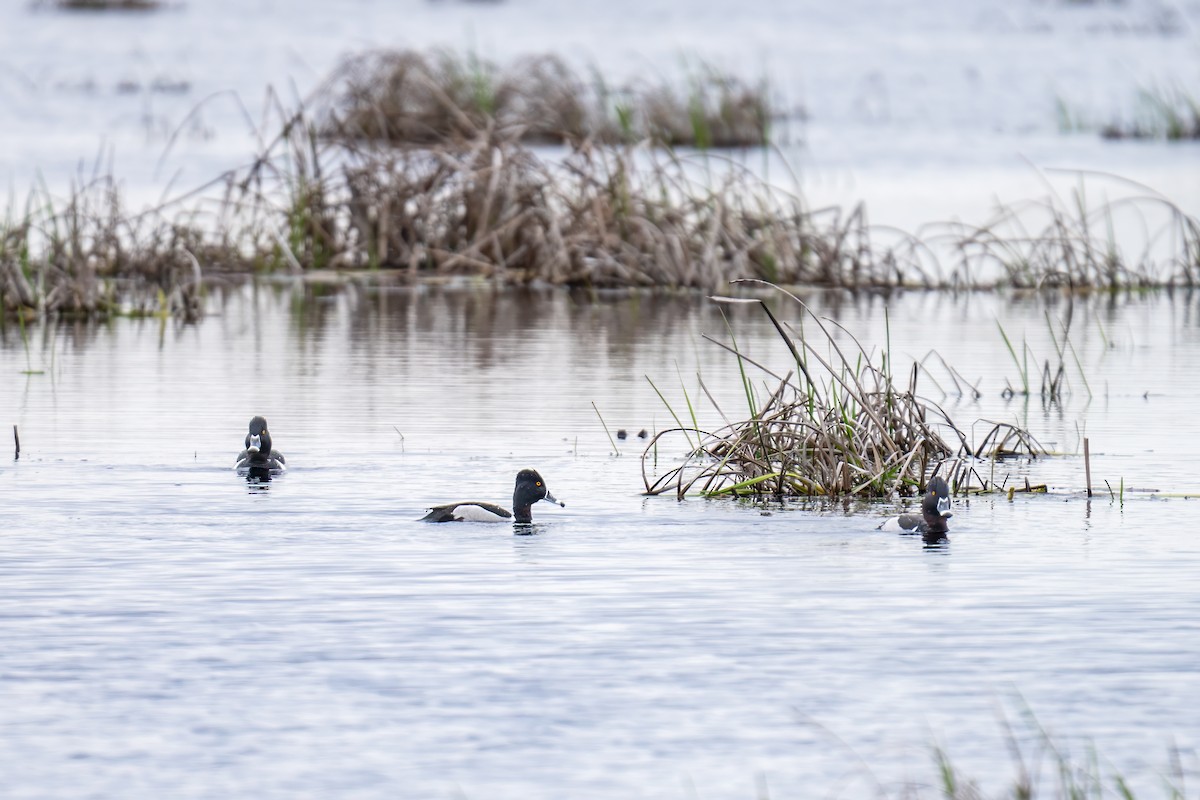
[926,174,1200,290]
[4,66,1200,321]
[334,137,910,287]
[323,49,772,149]
[192,142,1200,292]
[642,283,1044,500]
[0,178,227,321]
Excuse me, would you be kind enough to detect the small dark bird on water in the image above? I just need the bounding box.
[878,476,953,542]
[235,416,287,474]
[421,469,565,524]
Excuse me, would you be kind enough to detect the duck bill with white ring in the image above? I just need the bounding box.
[936,494,952,519]
[246,433,262,455]
[511,468,565,524]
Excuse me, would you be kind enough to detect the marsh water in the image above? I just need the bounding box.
[2,283,1199,799]
[4,0,1200,796]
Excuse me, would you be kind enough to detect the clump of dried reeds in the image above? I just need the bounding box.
[231,99,1200,293]
[6,78,1200,322]
[324,49,772,149]
[333,134,919,288]
[932,174,1200,290]
[642,282,1044,500]
[0,178,216,321]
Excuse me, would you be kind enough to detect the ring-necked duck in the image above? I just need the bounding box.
[235,416,287,473]
[421,468,565,523]
[878,476,952,538]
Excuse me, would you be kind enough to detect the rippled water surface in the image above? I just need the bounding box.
[2,286,1199,798]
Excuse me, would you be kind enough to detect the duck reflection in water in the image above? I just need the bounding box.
[244,464,274,489]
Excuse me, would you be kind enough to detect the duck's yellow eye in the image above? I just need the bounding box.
[536,481,542,486]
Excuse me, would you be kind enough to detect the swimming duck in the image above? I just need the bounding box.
[235,416,287,473]
[878,476,952,538]
[421,469,564,523]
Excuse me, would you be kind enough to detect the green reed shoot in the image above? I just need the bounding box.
[720,309,759,420]
[645,375,697,451]
[591,401,622,455]
[998,319,1030,396]
[674,360,700,436]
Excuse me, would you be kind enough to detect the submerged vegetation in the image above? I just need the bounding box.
[2,47,1200,321]
[643,283,1044,500]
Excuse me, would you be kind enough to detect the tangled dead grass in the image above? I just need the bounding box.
[3,58,1199,321]
[323,49,772,149]
[0,178,218,320]
[334,137,907,287]
[642,282,1045,500]
[929,173,1200,289]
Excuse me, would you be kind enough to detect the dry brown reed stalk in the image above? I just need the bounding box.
[323,48,772,149]
[332,135,926,288]
[931,173,1200,290]
[253,131,1200,291]
[8,91,1200,321]
[641,282,1045,500]
[0,177,220,320]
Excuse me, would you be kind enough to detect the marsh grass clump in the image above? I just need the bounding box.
[325,50,513,146]
[0,178,215,321]
[642,282,1044,500]
[634,65,771,149]
[937,176,1200,290]
[262,105,1200,292]
[1102,85,1200,141]
[6,71,1200,322]
[341,136,557,278]
[324,48,773,149]
[331,137,920,288]
[997,307,1092,403]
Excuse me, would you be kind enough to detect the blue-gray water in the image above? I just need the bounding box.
[1,284,1198,798]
